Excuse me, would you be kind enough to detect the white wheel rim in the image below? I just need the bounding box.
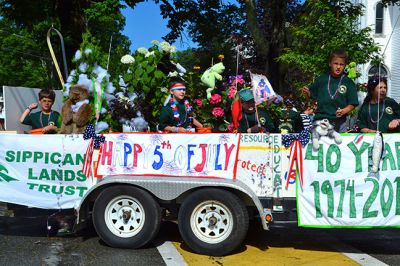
[104,195,145,238]
[190,200,234,244]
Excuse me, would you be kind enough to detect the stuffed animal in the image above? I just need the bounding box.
[60,85,92,134]
[311,119,342,151]
[201,62,225,99]
[345,62,357,81]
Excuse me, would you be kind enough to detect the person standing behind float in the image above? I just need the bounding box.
[357,76,400,133]
[303,49,359,132]
[237,88,275,133]
[159,80,203,133]
[19,88,60,134]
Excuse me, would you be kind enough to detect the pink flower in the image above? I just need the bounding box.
[228,86,237,99]
[210,94,222,104]
[193,99,203,107]
[212,107,224,118]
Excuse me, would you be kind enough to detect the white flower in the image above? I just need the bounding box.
[137,47,149,55]
[160,41,171,52]
[95,121,109,133]
[79,63,88,72]
[84,48,92,54]
[151,40,159,45]
[73,50,82,61]
[121,54,135,64]
[106,83,116,94]
[168,71,178,77]
[101,107,107,114]
[160,87,168,93]
[170,45,177,53]
[145,51,155,58]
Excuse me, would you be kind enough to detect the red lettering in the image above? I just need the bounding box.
[195,144,208,172]
[224,143,236,170]
[133,144,143,167]
[101,141,113,165]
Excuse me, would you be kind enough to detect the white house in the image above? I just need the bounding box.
[356,0,400,101]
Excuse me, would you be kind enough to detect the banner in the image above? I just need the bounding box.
[96,133,240,179]
[298,133,400,227]
[0,135,94,209]
[250,72,276,105]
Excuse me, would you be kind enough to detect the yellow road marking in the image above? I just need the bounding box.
[172,241,358,266]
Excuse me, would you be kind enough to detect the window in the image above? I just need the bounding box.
[376,2,384,34]
[368,65,388,78]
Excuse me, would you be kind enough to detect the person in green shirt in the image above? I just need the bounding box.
[358,75,400,133]
[19,88,61,134]
[159,80,203,132]
[237,88,275,133]
[278,97,304,133]
[303,50,359,132]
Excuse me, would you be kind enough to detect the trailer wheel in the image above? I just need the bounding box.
[178,188,249,256]
[93,186,161,248]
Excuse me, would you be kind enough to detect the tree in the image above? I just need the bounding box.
[0,0,132,88]
[278,0,380,90]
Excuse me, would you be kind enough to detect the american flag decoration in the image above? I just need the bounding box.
[281,129,310,189]
[82,124,105,177]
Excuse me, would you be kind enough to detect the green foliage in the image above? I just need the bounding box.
[279,0,380,85]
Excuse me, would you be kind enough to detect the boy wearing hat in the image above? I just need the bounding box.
[237,88,275,133]
[159,80,203,132]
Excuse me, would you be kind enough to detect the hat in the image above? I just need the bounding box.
[239,88,254,102]
[170,82,186,91]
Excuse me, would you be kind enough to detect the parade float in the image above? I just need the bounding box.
[1,32,399,257]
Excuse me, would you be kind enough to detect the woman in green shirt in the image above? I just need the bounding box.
[358,76,400,133]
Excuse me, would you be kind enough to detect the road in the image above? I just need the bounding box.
[0,211,399,265]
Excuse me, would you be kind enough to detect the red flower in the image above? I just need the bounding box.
[212,107,224,117]
[210,94,222,104]
[193,99,203,107]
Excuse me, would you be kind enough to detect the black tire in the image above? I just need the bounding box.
[178,188,249,256]
[93,185,161,248]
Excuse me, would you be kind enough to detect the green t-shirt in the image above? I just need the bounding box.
[278,108,304,133]
[238,109,275,133]
[22,110,61,130]
[159,99,191,130]
[358,97,400,133]
[309,73,358,121]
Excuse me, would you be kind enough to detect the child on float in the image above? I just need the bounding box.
[19,88,61,134]
[278,96,304,133]
[357,75,400,133]
[159,80,203,132]
[303,49,359,132]
[300,101,317,130]
[237,88,275,133]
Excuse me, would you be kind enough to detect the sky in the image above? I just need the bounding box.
[121,2,196,51]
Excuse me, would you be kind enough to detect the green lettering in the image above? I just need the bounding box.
[28,168,38,179]
[39,169,50,180]
[310,180,322,218]
[5,150,15,162]
[305,145,324,172]
[63,154,74,165]
[51,169,63,181]
[326,144,341,173]
[347,142,370,173]
[75,154,84,165]
[321,180,334,218]
[64,170,75,181]
[395,143,400,170]
[38,184,50,193]
[363,178,379,218]
[50,152,61,164]
[33,152,43,163]
[51,185,64,195]
[76,170,87,182]
[382,143,396,171]
[22,151,32,162]
[65,186,75,196]
[76,186,88,197]
[380,179,393,217]
[395,176,400,215]
[27,183,39,190]
[334,179,345,218]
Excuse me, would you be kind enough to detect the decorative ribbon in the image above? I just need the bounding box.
[282,129,310,189]
[92,79,105,121]
[82,124,105,177]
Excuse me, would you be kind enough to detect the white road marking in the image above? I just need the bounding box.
[156,241,187,266]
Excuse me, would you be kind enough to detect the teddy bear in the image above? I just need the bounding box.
[60,85,92,134]
[311,119,342,151]
[201,62,225,99]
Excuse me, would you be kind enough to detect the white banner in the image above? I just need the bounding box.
[96,133,240,179]
[0,134,94,209]
[298,133,400,227]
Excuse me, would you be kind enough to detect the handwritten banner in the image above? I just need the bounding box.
[298,133,400,227]
[96,133,240,179]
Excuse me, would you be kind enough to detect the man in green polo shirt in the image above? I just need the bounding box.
[303,50,359,132]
